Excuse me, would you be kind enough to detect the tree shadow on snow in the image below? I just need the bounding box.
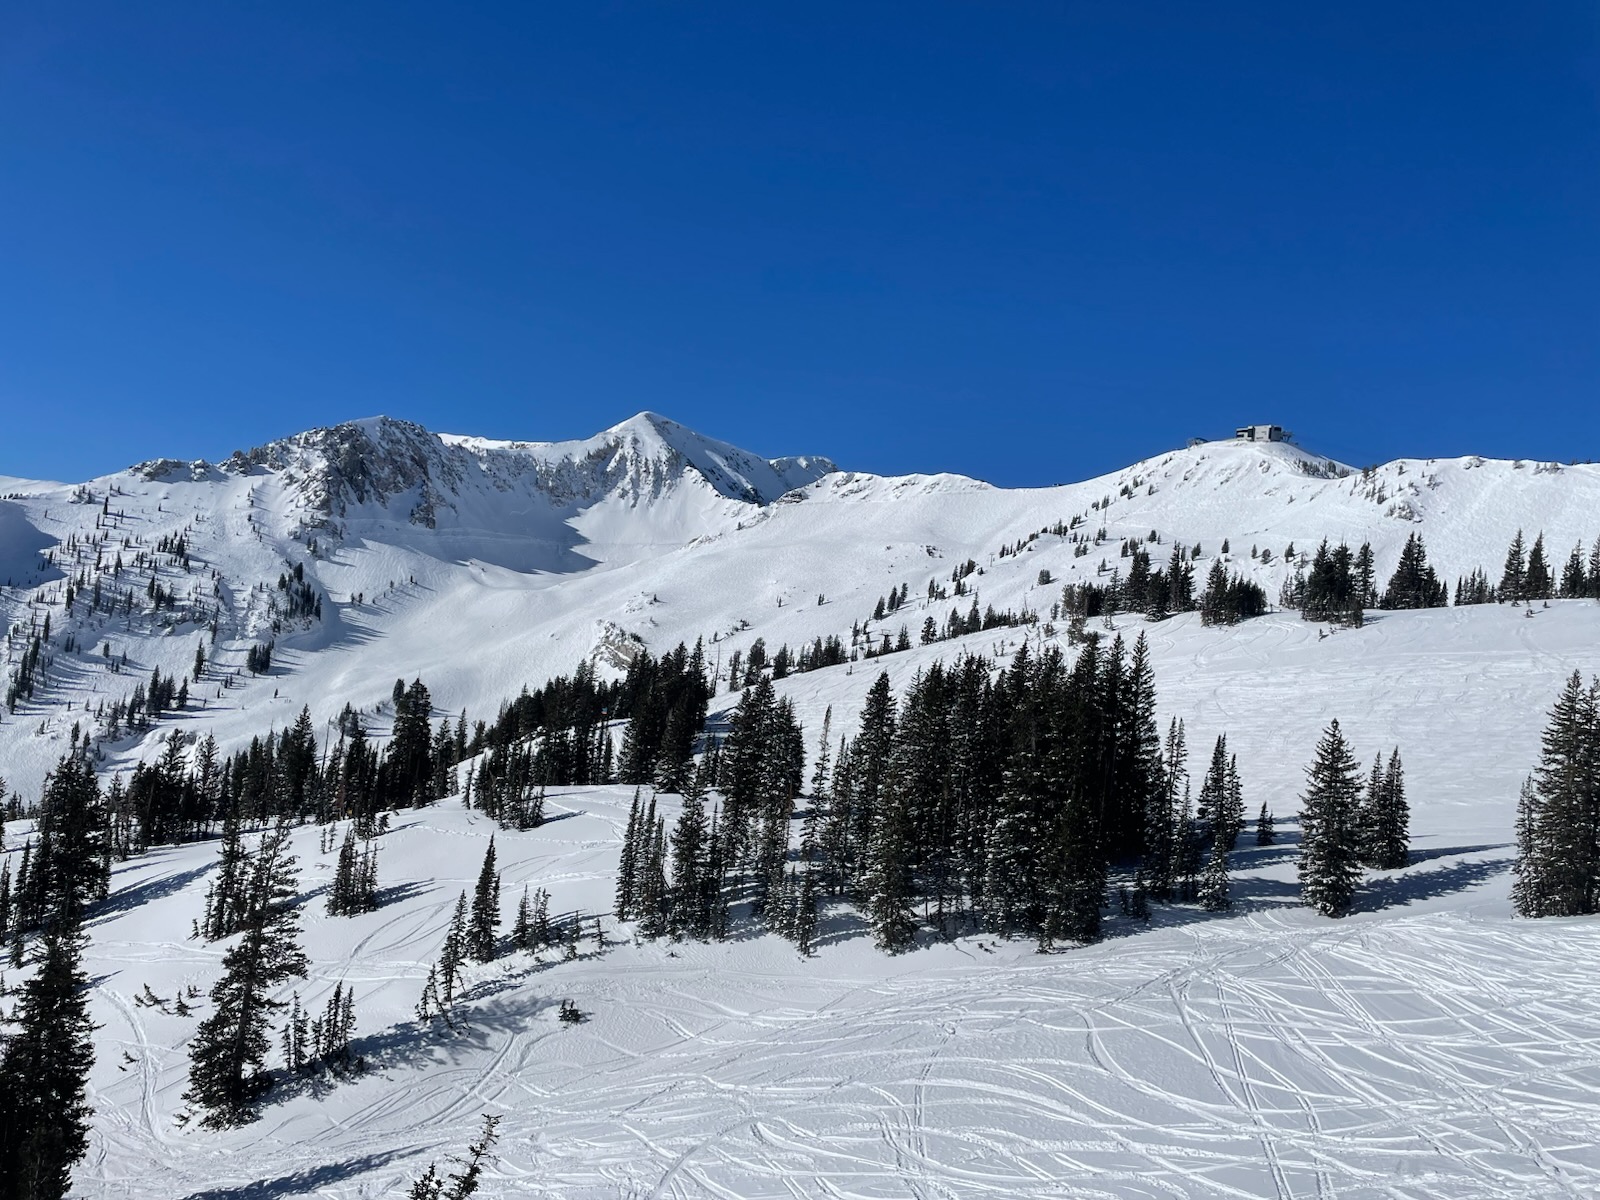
[91,860,214,922]
[1404,842,1511,865]
[1363,854,1512,911]
[371,879,432,908]
[179,1149,415,1199]
[349,990,562,1077]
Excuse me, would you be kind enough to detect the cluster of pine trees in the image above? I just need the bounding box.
[1296,721,1411,917]
[1457,528,1600,606]
[416,839,532,1029]
[326,827,379,915]
[1513,672,1600,918]
[615,633,1262,955]
[184,820,309,1126]
[280,981,358,1074]
[1197,560,1270,626]
[1280,535,1447,622]
[0,753,107,1199]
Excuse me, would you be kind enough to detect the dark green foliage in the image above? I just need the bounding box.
[1526,533,1552,601]
[327,827,378,916]
[1198,559,1268,625]
[1379,534,1447,610]
[0,925,96,1200]
[1256,803,1276,845]
[1360,749,1410,870]
[19,755,109,934]
[184,822,308,1126]
[1500,529,1527,603]
[1513,672,1600,918]
[467,837,500,961]
[1198,838,1232,912]
[1293,539,1367,625]
[618,642,712,792]
[1297,721,1366,918]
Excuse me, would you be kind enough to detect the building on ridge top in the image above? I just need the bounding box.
[1234,424,1289,443]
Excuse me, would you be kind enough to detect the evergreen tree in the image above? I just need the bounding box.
[1297,721,1365,918]
[0,924,96,1200]
[1526,533,1552,601]
[281,993,309,1074]
[440,892,469,1007]
[327,827,378,916]
[511,887,534,952]
[1198,837,1232,912]
[863,780,916,953]
[1500,529,1528,602]
[637,815,670,940]
[1196,736,1230,841]
[407,1113,500,1200]
[1512,672,1600,917]
[201,813,249,940]
[614,790,642,920]
[1256,803,1275,845]
[1561,543,1587,598]
[467,838,500,961]
[184,822,308,1126]
[1363,748,1410,870]
[668,790,708,938]
[1380,534,1447,610]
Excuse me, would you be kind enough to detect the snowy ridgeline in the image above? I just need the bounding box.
[2,416,1600,1196]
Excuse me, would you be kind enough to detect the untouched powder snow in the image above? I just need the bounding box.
[4,415,1600,1196]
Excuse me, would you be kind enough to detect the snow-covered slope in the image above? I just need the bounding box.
[7,418,1596,798]
[61,606,1600,1199]
[4,416,1600,1197]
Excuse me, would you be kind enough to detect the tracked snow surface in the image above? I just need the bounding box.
[4,415,1600,1197]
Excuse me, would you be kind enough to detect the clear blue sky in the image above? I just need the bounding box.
[2,3,1595,484]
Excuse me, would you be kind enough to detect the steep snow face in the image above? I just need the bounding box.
[184,410,834,535]
[443,411,837,507]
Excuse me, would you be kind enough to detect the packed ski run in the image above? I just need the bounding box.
[4,414,1600,1198]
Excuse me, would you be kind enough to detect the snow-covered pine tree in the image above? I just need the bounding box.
[1147,719,1187,901]
[328,827,361,915]
[1222,754,1245,852]
[1256,803,1276,845]
[1196,735,1228,838]
[1297,720,1365,918]
[201,813,249,940]
[637,815,669,940]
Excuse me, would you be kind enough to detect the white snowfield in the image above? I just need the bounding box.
[5,415,1600,1197]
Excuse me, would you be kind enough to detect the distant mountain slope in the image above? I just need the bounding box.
[1,417,1598,799]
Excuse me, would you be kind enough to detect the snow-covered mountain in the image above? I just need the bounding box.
[4,415,1597,801]
[5,416,1600,1198]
